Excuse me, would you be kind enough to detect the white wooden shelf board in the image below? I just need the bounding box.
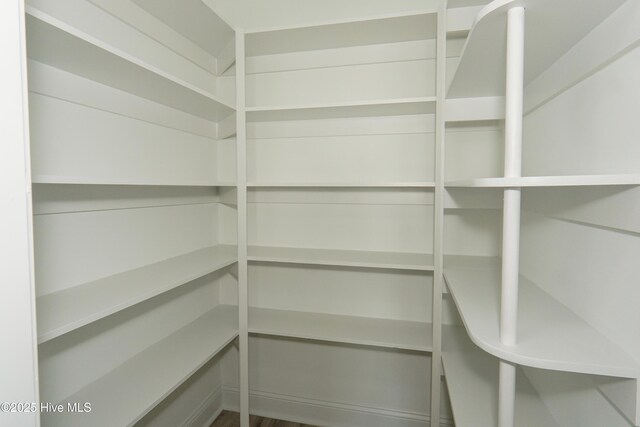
[37,245,237,343]
[247,182,436,188]
[443,328,558,427]
[246,97,437,121]
[248,245,434,271]
[447,0,627,98]
[32,175,237,187]
[25,9,235,121]
[44,305,238,427]
[444,265,640,378]
[249,307,432,352]
[445,174,640,188]
[244,11,437,56]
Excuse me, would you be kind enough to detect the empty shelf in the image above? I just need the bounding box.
[246,97,437,121]
[43,305,238,427]
[37,245,237,343]
[447,0,626,98]
[249,307,432,352]
[31,174,237,187]
[247,182,436,188]
[26,9,235,121]
[248,245,434,271]
[444,265,640,378]
[443,327,558,427]
[445,174,640,188]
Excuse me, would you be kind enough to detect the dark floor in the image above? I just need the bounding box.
[211,410,319,427]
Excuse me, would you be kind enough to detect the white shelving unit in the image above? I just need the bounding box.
[446,174,640,188]
[44,305,238,427]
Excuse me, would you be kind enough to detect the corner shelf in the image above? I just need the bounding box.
[447,0,627,98]
[249,307,432,352]
[37,245,237,343]
[445,174,640,188]
[248,245,434,271]
[25,8,235,121]
[247,182,436,188]
[246,97,437,121]
[43,305,238,427]
[443,327,558,427]
[444,264,640,378]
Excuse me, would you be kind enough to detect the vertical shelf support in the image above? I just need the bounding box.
[235,29,250,427]
[499,6,525,427]
[431,3,447,426]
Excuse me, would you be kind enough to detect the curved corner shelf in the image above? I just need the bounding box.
[25,8,235,121]
[247,182,436,188]
[43,305,238,427]
[37,245,237,343]
[246,97,437,121]
[447,0,627,99]
[248,245,434,271]
[445,174,640,188]
[249,307,432,352]
[443,327,558,427]
[444,264,640,378]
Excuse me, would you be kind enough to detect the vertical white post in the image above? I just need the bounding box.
[499,6,525,427]
[235,29,250,427]
[0,1,40,426]
[430,3,447,426]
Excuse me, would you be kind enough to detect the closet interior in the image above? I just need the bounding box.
[10,0,640,426]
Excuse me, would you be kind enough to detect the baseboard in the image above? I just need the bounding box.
[221,387,454,427]
[181,387,224,427]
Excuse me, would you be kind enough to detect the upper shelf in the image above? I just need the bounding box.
[245,11,437,56]
[44,305,237,427]
[248,245,434,271]
[444,264,640,378]
[249,307,432,352]
[447,0,627,99]
[445,174,640,188]
[443,327,558,427]
[246,97,437,121]
[247,182,435,189]
[25,8,235,121]
[37,245,237,343]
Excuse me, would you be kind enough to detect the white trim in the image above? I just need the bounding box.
[181,387,224,427]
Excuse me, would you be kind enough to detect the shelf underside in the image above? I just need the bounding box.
[249,307,432,352]
[246,97,437,121]
[447,0,627,98]
[248,245,434,271]
[25,9,234,121]
[37,245,237,343]
[445,174,640,188]
[44,305,238,427]
[247,182,435,188]
[444,264,640,378]
[443,327,558,427]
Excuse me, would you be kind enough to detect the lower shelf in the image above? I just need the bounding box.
[44,305,238,427]
[248,245,434,271]
[249,307,432,352]
[443,328,558,427]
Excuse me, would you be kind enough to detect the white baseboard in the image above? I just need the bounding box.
[181,387,224,427]
[221,387,454,427]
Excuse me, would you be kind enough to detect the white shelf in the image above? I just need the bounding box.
[32,175,237,187]
[444,264,640,378]
[37,245,237,343]
[249,307,432,352]
[247,182,436,188]
[248,245,434,271]
[244,11,437,56]
[44,305,238,427]
[445,174,640,188]
[25,9,235,121]
[443,327,558,427]
[246,97,437,121]
[447,0,627,98]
